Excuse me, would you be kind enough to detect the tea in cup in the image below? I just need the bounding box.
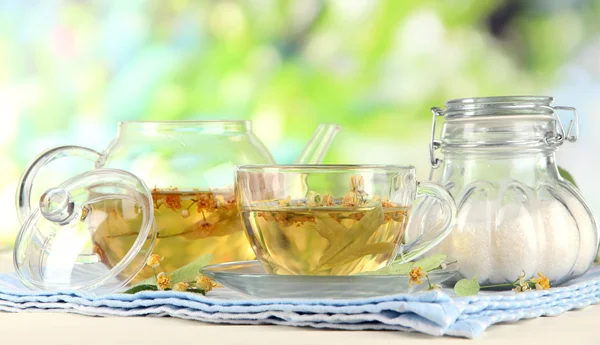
[235,165,456,276]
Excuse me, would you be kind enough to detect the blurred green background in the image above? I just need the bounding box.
[2,0,600,245]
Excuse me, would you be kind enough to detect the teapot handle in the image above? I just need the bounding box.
[16,145,103,223]
[396,181,457,263]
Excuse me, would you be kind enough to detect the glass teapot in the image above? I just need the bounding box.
[15,120,341,282]
[428,96,598,286]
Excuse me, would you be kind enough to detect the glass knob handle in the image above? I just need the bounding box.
[39,188,76,224]
[16,145,103,224]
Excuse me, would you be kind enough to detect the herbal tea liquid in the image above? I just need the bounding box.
[91,190,254,281]
[242,205,410,275]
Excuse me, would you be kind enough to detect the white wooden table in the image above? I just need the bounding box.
[1,252,599,345]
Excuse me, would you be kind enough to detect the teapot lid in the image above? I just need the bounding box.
[13,169,156,294]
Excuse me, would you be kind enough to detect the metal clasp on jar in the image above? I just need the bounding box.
[544,106,579,146]
[429,107,444,169]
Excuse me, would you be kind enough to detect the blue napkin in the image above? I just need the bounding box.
[1,266,600,338]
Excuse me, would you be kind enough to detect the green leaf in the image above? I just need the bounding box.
[357,254,447,276]
[136,276,156,286]
[134,254,214,286]
[410,254,447,272]
[558,166,577,187]
[318,242,396,268]
[314,213,348,243]
[454,277,481,296]
[169,254,214,284]
[123,284,158,294]
[317,201,384,267]
[357,261,413,275]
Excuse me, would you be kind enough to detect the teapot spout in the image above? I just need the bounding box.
[295,124,342,164]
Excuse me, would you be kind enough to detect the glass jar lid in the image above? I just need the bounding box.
[428,96,579,168]
[441,96,555,118]
[13,169,156,294]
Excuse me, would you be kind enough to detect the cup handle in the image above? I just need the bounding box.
[16,145,103,223]
[396,181,457,263]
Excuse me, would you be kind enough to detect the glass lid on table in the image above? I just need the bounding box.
[14,169,156,294]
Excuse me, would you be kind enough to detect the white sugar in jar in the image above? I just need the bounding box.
[428,96,598,285]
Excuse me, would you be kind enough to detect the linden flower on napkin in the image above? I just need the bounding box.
[455,270,552,296]
[124,254,216,295]
[512,272,531,293]
[156,272,172,290]
[531,272,551,290]
[196,274,217,292]
[513,271,550,293]
[173,282,189,292]
[408,266,425,287]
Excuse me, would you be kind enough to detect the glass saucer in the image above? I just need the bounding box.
[201,260,458,299]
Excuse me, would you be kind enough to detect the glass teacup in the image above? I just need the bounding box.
[235,165,456,276]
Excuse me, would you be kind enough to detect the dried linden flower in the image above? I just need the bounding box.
[512,271,530,293]
[156,272,172,291]
[322,193,335,206]
[408,266,425,287]
[165,194,182,211]
[215,195,226,207]
[196,193,216,212]
[146,254,163,268]
[531,272,550,290]
[195,221,216,237]
[308,191,322,206]
[173,282,189,292]
[196,274,217,292]
[513,284,530,293]
[342,192,360,207]
[350,175,364,193]
[181,209,190,218]
[278,196,292,207]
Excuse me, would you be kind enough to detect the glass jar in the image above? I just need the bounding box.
[428,96,598,285]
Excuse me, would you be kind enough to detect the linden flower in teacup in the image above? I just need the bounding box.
[173,282,189,292]
[531,272,550,290]
[278,196,292,207]
[307,191,322,206]
[342,192,360,207]
[146,254,163,268]
[350,175,364,193]
[196,274,217,292]
[322,193,335,206]
[408,266,425,287]
[156,272,172,291]
[215,195,226,207]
